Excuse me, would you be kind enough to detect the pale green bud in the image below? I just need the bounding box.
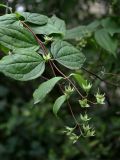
[44,35,53,44]
[79,98,90,108]
[80,113,91,122]
[86,129,95,137]
[64,85,74,97]
[82,80,92,92]
[83,124,91,131]
[95,92,105,104]
[43,53,51,62]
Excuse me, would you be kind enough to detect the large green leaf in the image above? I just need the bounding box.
[30,15,66,36]
[51,40,86,70]
[17,12,48,25]
[94,29,118,56]
[33,77,63,104]
[0,50,45,81]
[0,25,39,51]
[0,13,18,26]
[53,95,66,117]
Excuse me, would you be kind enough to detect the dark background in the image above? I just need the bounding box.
[0,0,120,160]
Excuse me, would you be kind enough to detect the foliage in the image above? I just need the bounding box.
[0,6,109,140]
[0,83,120,160]
[0,0,120,159]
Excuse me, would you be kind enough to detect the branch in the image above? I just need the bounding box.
[82,67,120,87]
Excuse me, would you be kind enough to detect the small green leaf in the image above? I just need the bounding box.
[33,77,63,104]
[53,95,66,116]
[17,12,48,25]
[0,50,45,81]
[65,26,89,40]
[101,17,116,28]
[0,25,39,51]
[87,20,100,31]
[72,73,86,88]
[0,44,9,54]
[30,15,66,36]
[0,4,12,13]
[51,40,86,70]
[73,73,92,92]
[65,19,120,41]
[94,29,118,56]
[101,18,120,36]
[64,22,98,40]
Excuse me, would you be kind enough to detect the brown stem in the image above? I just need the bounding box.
[67,100,82,134]
[51,61,84,98]
[51,62,97,105]
[49,61,81,130]
[20,21,48,55]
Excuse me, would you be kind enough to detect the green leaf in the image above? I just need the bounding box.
[0,25,39,51]
[64,22,99,40]
[0,13,18,26]
[94,29,118,56]
[53,95,66,116]
[87,20,100,31]
[0,50,45,81]
[51,40,86,70]
[17,12,48,25]
[101,17,117,29]
[33,77,63,104]
[0,44,9,54]
[65,26,89,40]
[101,18,120,36]
[72,73,86,88]
[30,15,66,36]
[0,4,12,13]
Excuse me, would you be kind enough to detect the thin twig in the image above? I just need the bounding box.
[67,100,82,134]
[82,67,120,87]
[41,75,49,80]
[103,72,120,77]
[51,61,84,98]
[5,0,9,14]
[51,62,98,104]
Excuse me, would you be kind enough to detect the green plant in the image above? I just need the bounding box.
[0,4,119,143]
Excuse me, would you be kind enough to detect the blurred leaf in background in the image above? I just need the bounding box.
[0,0,120,160]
